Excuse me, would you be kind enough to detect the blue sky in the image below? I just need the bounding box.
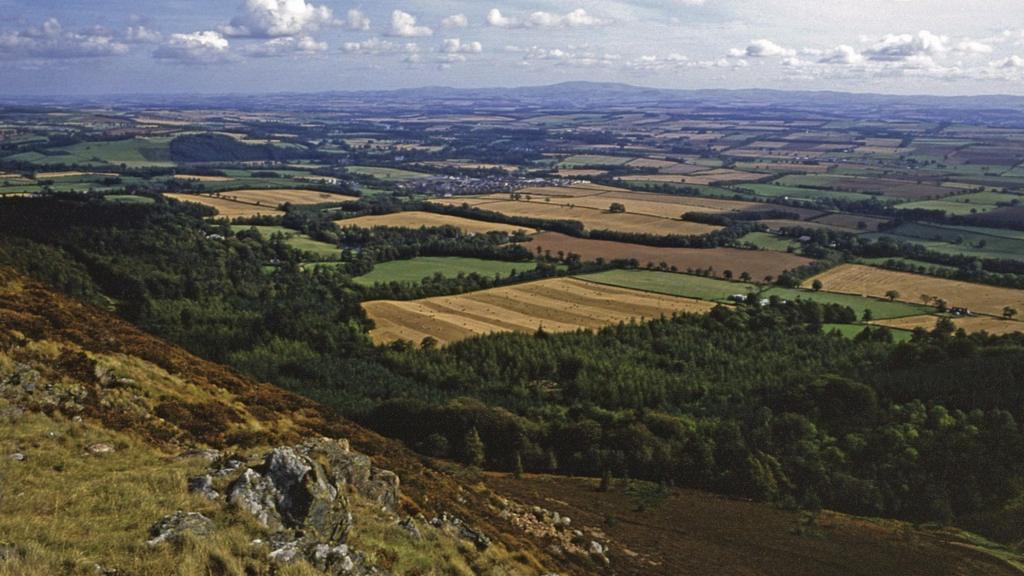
[0,0,1022,95]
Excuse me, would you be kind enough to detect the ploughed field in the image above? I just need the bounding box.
[362,277,715,345]
[529,232,813,280]
[873,314,1024,335]
[805,264,1024,319]
[337,211,536,234]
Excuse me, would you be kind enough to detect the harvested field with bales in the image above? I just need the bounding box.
[804,264,1024,318]
[163,193,283,218]
[872,314,1024,335]
[337,211,536,234]
[362,277,716,345]
[213,188,358,206]
[529,232,813,279]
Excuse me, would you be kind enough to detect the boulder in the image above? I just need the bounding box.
[297,438,401,513]
[146,511,215,546]
[187,475,219,501]
[228,446,351,542]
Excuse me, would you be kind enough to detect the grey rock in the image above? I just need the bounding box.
[228,447,351,542]
[8,453,24,462]
[399,517,422,540]
[588,541,604,555]
[187,475,219,501]
[146,511,215,546]
[86,443,115,455]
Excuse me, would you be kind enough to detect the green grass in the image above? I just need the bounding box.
[558,154,633,168]
[621,181,757,200]
[577,270,929,320]
[858,257,958,273]
[737,183,876,202]
[576,270,755,301]
[346,165,430,181]
[868,222,1024,262]
[763,287,931,320]
[8,137,174,167]
[738,232,801,252]
[354,257,535,286]
[104,195,155,205]
[230,225,341,258]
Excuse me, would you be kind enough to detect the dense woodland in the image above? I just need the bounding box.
[2,195,1024,543]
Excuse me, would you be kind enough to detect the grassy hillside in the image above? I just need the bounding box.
[0,268,563,576]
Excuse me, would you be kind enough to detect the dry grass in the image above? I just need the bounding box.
[428,196,720,236]
[171,174,233,182]
[363,277,716,345]
[337,211,536,234]
[163,193,284,219]
[529,232,813,280]
[622,169,766,185]
[804,264,1024,318]
[34,171,117,179]
[213,189,358,206]
[872,314,1024,335]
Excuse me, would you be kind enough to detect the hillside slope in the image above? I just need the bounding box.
[0,267,587,575]
[2,267,1023,575]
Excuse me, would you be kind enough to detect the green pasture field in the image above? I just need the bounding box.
[738,232,801,252]
[762,287,931,320]
[823,323,914,343]
[346,165,430,181]
[576,270,755,301]
[230,225,341,258]
[354,256,535,286]
[736,183,876,202]
[869,222,1024,261]
[559,154,633,168]
[7,137,175,167]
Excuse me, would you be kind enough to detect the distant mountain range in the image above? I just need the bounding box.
[6,81,1024,124]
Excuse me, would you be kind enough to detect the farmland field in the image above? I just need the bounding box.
[804,264,1024,317]
[229,225,340,257]
[869,222,1024,261]
[429,198,720,236]
[9,137,174,167]
[737,232,801,252]
[345,165,430,181]
[578,269,755,301]
[823,323,914,342]
[734,183,877,203]
[212,189,358,206]
[809,213,891,232]
[762,287,930,320]
[872,314,1024,335]
[529,232,814,279]
[559,154,633,167]
[362,277,716,345]
[336,211,536,234]
[164,193,283,218]
[354,257,535,286]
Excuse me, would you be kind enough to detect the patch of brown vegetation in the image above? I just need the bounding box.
[486,473,1022,576]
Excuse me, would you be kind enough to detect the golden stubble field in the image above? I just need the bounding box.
[163,193,284,218]
[363,277,716,345]
[214,189,358,205]
[872,314,1023,335]
[336,211,536,234]
[805,264,1024,318]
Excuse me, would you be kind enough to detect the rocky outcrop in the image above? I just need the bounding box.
[146,512,215,546]
[494,497,611,566]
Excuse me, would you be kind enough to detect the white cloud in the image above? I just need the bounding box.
[246,35,326,57]
[487,8,606,29]
[154,30,231,64]
[220,0,336,38]
[342,37,420,58]
[487,9,518,28]
[993,55,1024,69]
[864,30,947,62]
[739,39,795,58]
[442,38,482,54]
[124,26,162,44]
[955,40,993,54]
[346,9,371,31]
[442,14,469,29]
[0,18,130,60]
[389,10,433,37]
[817,45,864,65]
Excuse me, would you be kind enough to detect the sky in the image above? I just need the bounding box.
[0,0,1022,96]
